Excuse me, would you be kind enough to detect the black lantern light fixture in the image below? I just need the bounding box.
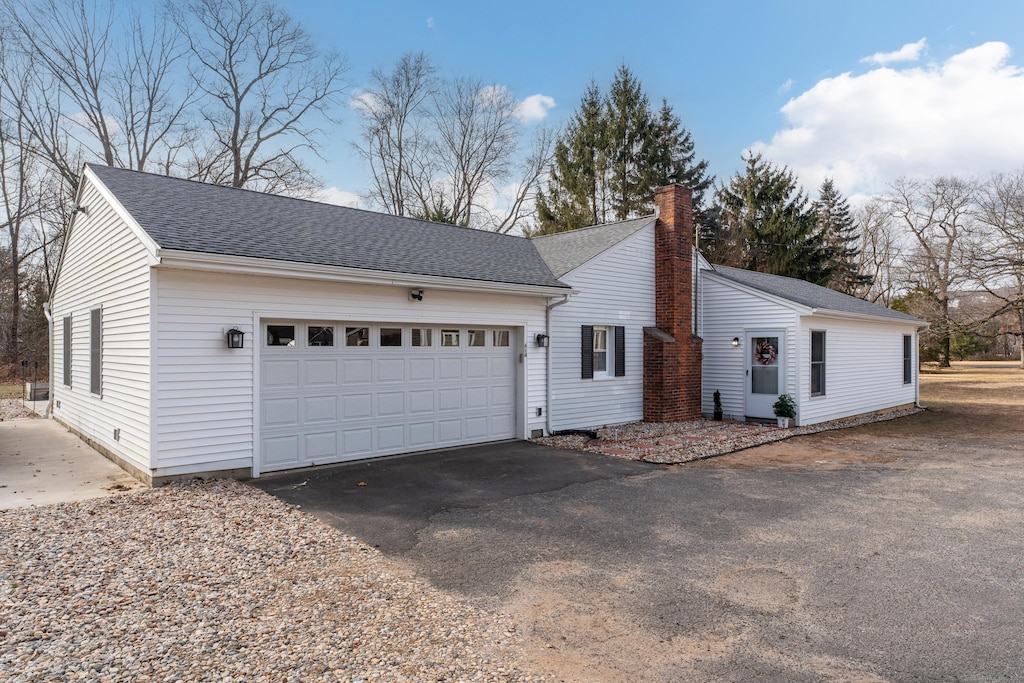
[535,333,549,347]
[226,327,245,349]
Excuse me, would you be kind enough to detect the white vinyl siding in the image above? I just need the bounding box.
[796,317,918,425]
[153,269,547,477]
[701,274,799,422]
[549,226,654,431]
[49,179,153,472]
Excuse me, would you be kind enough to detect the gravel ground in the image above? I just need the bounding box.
[0,480,544,682]
[0,399,40,421]
[534,407,923,463]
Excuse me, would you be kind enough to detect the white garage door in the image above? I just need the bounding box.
[259,321,517,472]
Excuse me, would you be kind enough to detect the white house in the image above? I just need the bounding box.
[48,164,922,484]
[700,265,922,426]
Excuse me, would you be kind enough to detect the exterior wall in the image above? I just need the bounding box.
[152,269,548,477]
[700,275,799,421]
[796,316,919,425]
[50,180,153,474]
[548,226,656,431]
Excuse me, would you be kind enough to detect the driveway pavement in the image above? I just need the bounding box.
[0,419,143,508]
[255,436,1024,682]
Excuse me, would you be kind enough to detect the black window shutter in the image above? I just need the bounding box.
[90,308,101,395]
[581,325,594,379]
[614,326,625,377]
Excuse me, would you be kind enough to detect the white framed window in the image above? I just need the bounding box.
[493,330,510,347]
[411,328,433,347]
[468,329,486,347]
[63,315,72,387]
[89,307,102,396]
[267,325,296,347]
[810,330,826,396]
[903,335,913,384]
[307,326,334,347]
[441,329,460,347]
[593,327,609,375]
[582,325,625,379]
[346,326,370,347]
[380,327,402,347]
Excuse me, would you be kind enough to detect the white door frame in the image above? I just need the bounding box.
[744,329,785,419]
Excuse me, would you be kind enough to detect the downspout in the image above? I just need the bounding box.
[545,294,571,435]
[42,302,54,418]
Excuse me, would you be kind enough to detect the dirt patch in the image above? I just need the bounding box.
[690,361,1024,470]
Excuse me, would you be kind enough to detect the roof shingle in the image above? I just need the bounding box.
[87,164,567,289]
[530,216,654,277]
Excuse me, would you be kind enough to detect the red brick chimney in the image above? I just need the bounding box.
[643,184,703,422]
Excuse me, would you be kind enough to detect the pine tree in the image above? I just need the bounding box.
[813,178,873,294]
[709,153,835,285]
[535,66,712,234]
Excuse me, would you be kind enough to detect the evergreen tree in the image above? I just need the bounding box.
[813,178,873,294]
[709,153,835,285]
[535,66,712,234]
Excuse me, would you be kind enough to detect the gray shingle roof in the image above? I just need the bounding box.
[709,265,923,323]
[86,164,568,289]
[530,216,654,277]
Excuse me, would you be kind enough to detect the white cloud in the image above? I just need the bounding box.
[317,187,361,208]
[349,91,381,115]
[515,94,556,123]
[752,41,1024,196]
[862,38,928,66]
[426,16,434,29]
[778,78,794,94]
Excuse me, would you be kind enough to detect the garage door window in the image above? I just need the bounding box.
[493,330,509,347]
[308,326,334,347]
[380,327,402,347]
[468,329,486,347]
[267,325,296,346]
[346,326,370,346]
[442,329,460,347]
[411,328,433,346]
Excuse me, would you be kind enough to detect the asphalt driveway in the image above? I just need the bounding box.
[254,435,1024,682]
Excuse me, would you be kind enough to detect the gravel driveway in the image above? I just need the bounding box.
[0,480,543,682]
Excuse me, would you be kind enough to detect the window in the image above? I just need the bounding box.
[441,329,460,347]
[903,335,913,384]
[468,329,486,347]
[581,325,625,379]
[380,327,402,347]
[63,316,72,387]
[267,325,295,346]
[493,330,510,347]
[346,326,369,347]
[411,328,433,347]
[89,307,102,395]
[307,326,334,347]
[810,330,826,396]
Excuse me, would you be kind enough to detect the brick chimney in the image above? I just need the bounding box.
[643,184,703,422]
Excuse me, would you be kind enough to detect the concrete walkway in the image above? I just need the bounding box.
[0,419,144,509]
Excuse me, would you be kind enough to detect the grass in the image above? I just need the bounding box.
[0,384,24,400]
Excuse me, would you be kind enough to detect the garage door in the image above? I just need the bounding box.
[259,321,517,472]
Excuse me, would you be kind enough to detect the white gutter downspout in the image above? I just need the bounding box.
[42,302,54,418]
[545,294,572,435]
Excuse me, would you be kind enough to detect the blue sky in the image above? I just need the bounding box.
[281,0,1024,206]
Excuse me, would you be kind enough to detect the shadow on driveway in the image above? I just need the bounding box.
[251,440,653,553]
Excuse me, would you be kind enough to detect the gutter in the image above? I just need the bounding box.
[42,302,53,418]
[544,293,572,435]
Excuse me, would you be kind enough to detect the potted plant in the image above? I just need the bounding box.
[772,394,796,428]
[713,390,723,421]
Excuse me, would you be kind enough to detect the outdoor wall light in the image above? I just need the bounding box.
[226,328,245,349]
[731,337,740,347]
[536,333,549,347]
[410,288,424,301]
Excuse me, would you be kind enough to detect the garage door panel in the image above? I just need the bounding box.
[261,322,518,472]
[304,359,339,386]
[343,359,373,384]
[304,396,337,423]
[377,391,405,416]
[264,398,298,427]
[264,360,300,388]
[343,394,372,419]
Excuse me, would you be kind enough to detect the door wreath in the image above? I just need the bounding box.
[755,340,777,365]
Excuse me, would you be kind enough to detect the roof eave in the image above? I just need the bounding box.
[806,308,929,327]
[154,249,573,297]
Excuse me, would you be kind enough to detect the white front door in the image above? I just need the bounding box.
[745,331,783,419]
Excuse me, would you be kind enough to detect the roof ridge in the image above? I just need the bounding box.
[530,214,655,241]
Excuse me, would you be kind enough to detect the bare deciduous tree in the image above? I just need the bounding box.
[172,0,347,193]
[887,176,977,367]
[854,198,904,306]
